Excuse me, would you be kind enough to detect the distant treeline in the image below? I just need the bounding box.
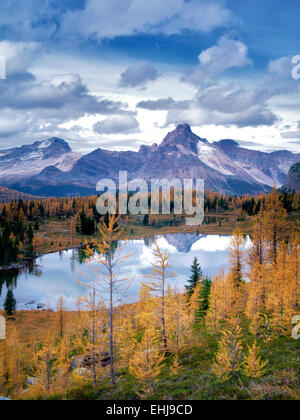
[0,189,299,266]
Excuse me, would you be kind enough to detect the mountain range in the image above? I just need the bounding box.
[0,124,299,197]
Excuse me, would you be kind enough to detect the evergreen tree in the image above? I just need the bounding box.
[4,289,16,316]
[195,278,211,324]
[186,257,203,298]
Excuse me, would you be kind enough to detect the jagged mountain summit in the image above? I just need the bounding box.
[1,125,299,197]
[0,138,81,184]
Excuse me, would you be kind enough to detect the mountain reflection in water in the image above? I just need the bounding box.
[0,233,238,310]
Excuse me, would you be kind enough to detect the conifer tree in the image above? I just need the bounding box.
[243,341,268,379]
[194,278,211,326]
[229,226,245,288]
[78,214,130,386]
[185,257,203,298]
[211,320,243,381]
[129,326,164,398]
[145,241,175,351]
[56,296,66,338]
[4,289,16,316]
[32,335,58,395]
[261,188,288,264]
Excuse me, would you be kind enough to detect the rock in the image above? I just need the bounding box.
[26,376,39,386]
[7,317,16,322]
[72,367,89,378]
[70,352,110,371]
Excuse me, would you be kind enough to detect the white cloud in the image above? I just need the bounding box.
[62,0,232,40]
[119,62,159,88]
[191,235,232,252]
[94,115,140,134]
[0,40,40,74]
[185,37,251,83]
[166,101,277,128]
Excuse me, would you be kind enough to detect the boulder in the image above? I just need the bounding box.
[26,376,39,386]
[70,352,110,371]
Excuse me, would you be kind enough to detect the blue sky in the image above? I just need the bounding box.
[0,0,299,153]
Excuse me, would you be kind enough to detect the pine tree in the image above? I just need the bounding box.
[4,289,16,316]
[194,278,211,325]
[185,257,203,298]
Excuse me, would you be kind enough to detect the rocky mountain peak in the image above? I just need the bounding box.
[36,138,72,157]
[159,124,208,154]
[214,139,240,150]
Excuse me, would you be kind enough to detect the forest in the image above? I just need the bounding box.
[0,189,299,267]
[0,189,299,400]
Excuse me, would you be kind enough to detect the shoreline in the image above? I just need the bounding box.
[0,218,253,274]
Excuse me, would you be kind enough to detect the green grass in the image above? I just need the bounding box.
[22,330,300,401]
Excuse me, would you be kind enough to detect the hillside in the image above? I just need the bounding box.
[0,186,37,203]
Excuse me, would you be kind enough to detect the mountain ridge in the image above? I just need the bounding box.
[1,125,300,197]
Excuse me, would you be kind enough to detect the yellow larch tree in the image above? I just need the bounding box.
[261,188,288,264]
[145,241,175,351]
[165,286,189,355]
[266,243,295,335]
[211,319,243,382]
[6,327,26,397]
[31,334,58,396]
[205,271,235,334]
[56,296,67,338]
[129,325,164,399]
[76,214,132,385]
[243,341,268,379]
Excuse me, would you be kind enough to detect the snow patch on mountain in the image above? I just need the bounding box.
[0,138,81,183]
[38,140,53,149]
[197,143,235,176]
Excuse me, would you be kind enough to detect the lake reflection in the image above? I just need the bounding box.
[0,233,235,310]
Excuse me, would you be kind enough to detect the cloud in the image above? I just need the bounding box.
[195,83,272,114]
[93,116,140,134]
[0,109,31,138]
[0,0,59,40]
[281,130,300,139]
[184,37,251,84]
[119,62,159,88]
[62,0,233,41]
[165,104,277,128]
[0,40,40,74]
[0,70,131,116]
[137,97,176,110]
[0,42,135,146]
[163,47,299,129]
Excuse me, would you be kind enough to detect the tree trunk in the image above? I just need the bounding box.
[109,256,115,385]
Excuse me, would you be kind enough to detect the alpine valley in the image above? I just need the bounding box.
[1,124,299,197]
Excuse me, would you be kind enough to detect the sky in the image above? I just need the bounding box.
[0,0,299,154]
